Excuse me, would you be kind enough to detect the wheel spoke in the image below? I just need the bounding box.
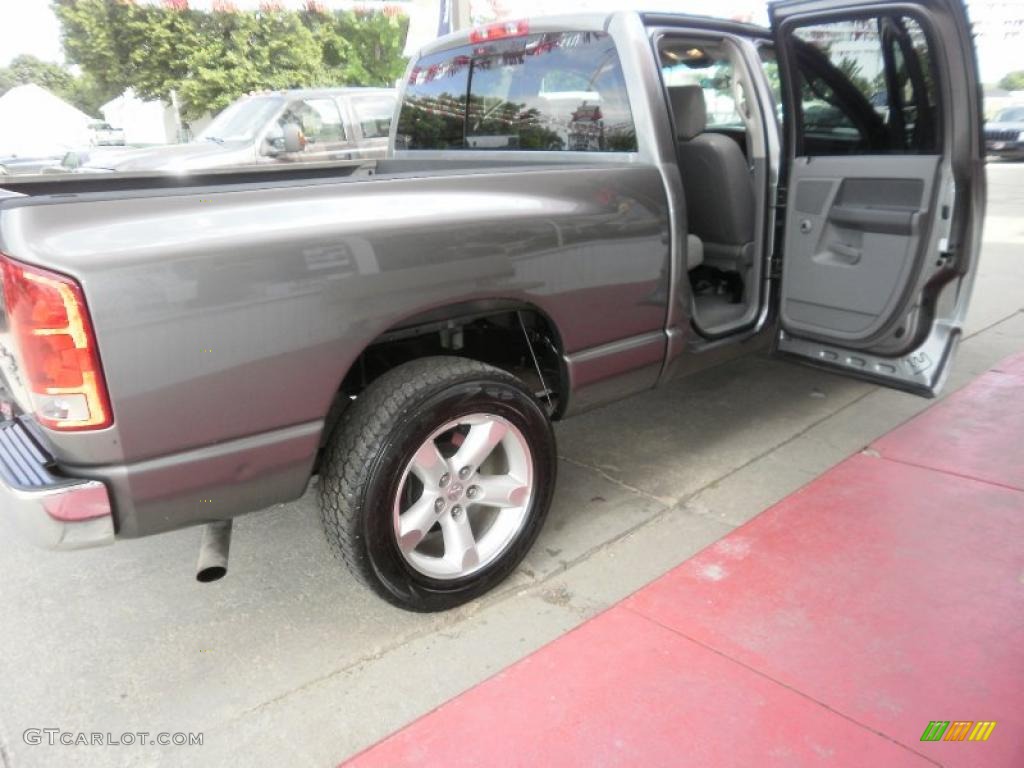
[397,494,439,553]
[473,474,529,509]
[410,440,447,488]
[451,419,507,473]
[394,411,534,582]
[440,513,479,571]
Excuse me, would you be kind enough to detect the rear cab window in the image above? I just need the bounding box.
[397,31,637,153]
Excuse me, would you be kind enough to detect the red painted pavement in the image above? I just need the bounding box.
[344,353,1024,768]
[872,362,1024,491]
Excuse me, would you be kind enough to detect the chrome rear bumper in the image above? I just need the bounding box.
[0,419,114,549]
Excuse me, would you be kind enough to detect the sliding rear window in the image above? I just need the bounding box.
[397,31,637,152]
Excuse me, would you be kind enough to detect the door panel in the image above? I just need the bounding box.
[782,155,938,341]
[771,0,985,396]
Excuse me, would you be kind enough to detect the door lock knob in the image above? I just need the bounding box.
[799,219,813,234]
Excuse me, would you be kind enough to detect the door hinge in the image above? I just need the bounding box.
[774,184,788,209]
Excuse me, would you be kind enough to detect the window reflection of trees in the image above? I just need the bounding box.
[397,31,636,152]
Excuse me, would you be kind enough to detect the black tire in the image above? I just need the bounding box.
[318,356,557,612]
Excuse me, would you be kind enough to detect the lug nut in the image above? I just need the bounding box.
[451,505,464,520]
[466,486,480,499]
[439,472,450,488]
[434,498,445,513]
[459,466,472,479]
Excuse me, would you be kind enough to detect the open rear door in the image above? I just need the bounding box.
[771,0,985,396]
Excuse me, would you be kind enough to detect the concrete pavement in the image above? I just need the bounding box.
[0,163,1022,768]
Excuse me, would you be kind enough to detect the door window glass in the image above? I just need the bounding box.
[279,97,347,145]
[788,16,938,156]
[660,46,744,129]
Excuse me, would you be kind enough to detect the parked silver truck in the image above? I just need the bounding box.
[82,87,397,172]
[0,2,985,611]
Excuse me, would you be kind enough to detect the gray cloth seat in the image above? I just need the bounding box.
[669,85,755,271]
[686,233,703,270]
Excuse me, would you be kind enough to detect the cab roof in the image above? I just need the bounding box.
[417,10,771,58]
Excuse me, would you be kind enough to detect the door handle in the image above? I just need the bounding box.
[829,205,918,236]
[828,242,862,265]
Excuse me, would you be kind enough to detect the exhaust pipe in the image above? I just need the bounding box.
[196,520,232,583]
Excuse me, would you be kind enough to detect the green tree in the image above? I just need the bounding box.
[65,71,118,115]
[0,53,113,116]
[53,0,134,99]
[333,10,409,85]
[835,57,872,96]
[0,55,75,97]
[998,71,1024,91]
[53,0,410,121]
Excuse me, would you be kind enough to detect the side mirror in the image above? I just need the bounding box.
[283,123,306,153]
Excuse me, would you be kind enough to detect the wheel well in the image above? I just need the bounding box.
[320,308,566,460]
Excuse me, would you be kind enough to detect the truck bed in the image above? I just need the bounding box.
[0,155,671,538]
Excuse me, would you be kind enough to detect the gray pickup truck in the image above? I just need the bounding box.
[80,87,397,173]
[0,2,985,611]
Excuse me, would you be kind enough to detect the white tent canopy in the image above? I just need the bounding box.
[102,89,176,146]
[0,83,93,158]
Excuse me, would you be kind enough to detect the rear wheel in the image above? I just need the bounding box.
[318,357,556,612]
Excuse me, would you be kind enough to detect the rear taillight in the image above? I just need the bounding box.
[1,253,112,431]
[468,19,529,44]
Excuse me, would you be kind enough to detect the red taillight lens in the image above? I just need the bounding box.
[468,19,529,44]
[1,254,112,431]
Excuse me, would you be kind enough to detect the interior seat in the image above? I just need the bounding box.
[686,233,703,270]
[669,85,755,272]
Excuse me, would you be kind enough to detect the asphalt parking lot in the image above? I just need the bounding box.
[1,162,1023,768]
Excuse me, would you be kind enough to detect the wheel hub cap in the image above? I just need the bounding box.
[392,413,534,581]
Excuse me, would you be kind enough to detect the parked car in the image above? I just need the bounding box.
[984,105,1024,160]
[82,87,397,172]
[0,2,985,611]
[88,121,126,147]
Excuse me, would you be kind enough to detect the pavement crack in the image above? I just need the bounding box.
[875,453,1024,493]
[962,307,1024,341]
[222,609,480,724]
[557,454,675,506]
[0,717,12,768]
[683,388,877,500]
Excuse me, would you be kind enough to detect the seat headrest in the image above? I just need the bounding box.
[668,85,707,141]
